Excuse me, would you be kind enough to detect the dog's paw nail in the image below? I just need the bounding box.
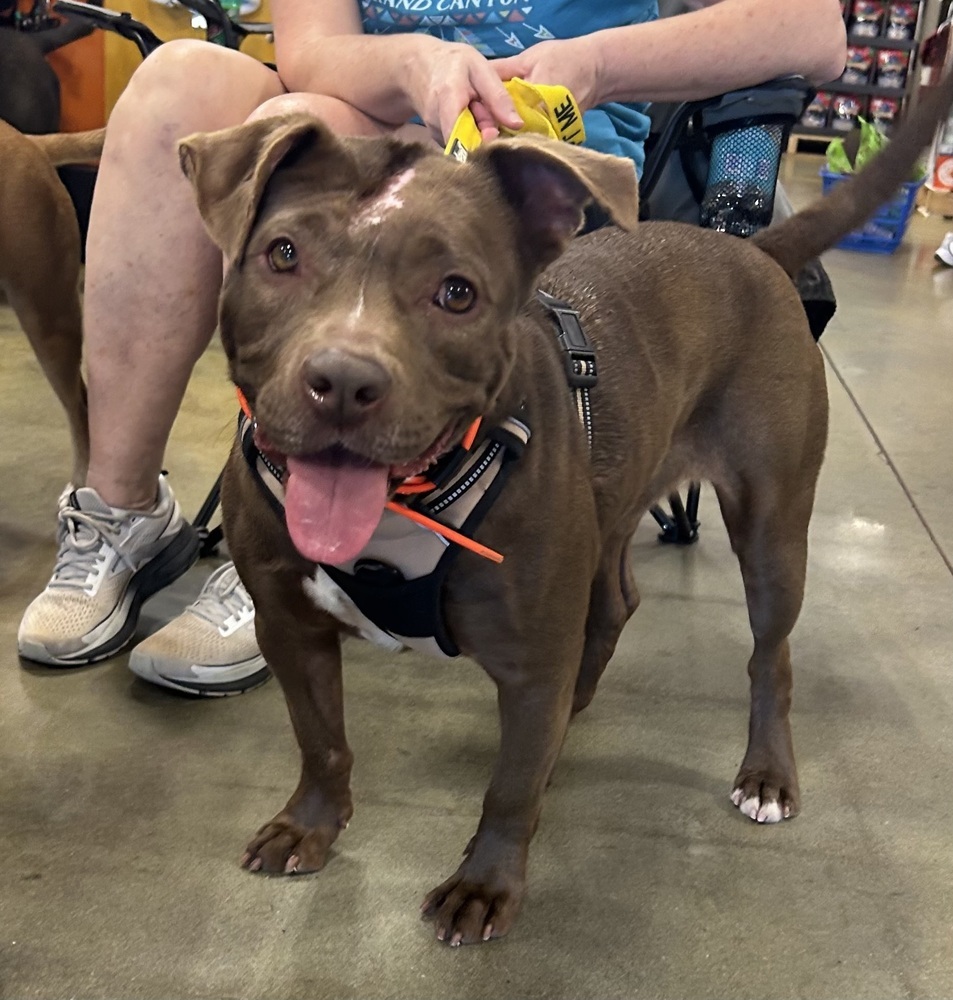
[756,801,783,824]
[248,857,263,872]
[284,855,300,874]
[729,788,743,807]
[739,796,760,820]
[483,924,493,941]
[451,933,463,947]
[240,852,251,867]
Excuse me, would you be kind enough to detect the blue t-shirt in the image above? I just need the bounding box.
[359,0,657,175]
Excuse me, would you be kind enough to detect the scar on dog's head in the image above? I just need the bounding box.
[178,113,639,269]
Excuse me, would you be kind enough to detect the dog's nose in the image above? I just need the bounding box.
[302,348,392,424]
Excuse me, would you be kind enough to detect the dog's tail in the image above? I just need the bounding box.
[29,128,105,165]
[753,69,953,277]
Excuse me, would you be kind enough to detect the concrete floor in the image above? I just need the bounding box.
[1,153,952,1000]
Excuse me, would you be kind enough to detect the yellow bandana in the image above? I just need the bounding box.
[444,78,586,161]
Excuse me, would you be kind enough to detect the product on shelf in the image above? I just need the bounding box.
[870,95,902,130]
[831,94,865,131]
[842,46,875,84]
[876,49,909,88]
[794,0,919,141]
[849,0,885,37]
[926,109,953,191]
[886,2,918,40]
[801,91,833,128]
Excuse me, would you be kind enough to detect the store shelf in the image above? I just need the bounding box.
[833,81,909,95]
[847,34,919,50]
[789,0,926,142]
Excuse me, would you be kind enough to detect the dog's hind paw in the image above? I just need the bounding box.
[729,784,796,824]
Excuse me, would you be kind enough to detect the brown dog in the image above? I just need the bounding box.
[178,70,953,946]
[0,121,103,486]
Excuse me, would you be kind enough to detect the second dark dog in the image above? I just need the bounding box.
[0,121,103,485]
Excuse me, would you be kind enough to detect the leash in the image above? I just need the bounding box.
[444,77,586,162]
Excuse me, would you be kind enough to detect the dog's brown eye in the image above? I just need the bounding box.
[435,276,476,314]
[267,238,298,273]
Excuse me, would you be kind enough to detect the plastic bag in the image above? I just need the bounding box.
[825,117,925,179]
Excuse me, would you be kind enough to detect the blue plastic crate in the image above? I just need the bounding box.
[820,168,923,254]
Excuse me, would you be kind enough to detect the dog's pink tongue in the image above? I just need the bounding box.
[285,453,388,565]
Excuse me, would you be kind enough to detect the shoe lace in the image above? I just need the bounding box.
[49,506,133,588]
[190,563,254,631]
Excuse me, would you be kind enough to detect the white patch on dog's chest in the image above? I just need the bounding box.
[351,168,417,230]
[302,568,405,651]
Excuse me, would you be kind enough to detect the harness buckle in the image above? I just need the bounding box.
[536,290,598,389]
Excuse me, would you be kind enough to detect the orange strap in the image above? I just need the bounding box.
[393,418,482,496]
[388,417,501,562]
[385,501,504,564]
[237,387,253,420]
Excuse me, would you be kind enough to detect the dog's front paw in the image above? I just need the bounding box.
[241,809,346,874]
[421,861,526,946]
[730,770,799,824]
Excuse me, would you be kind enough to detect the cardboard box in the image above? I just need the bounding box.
[917,184,953,215]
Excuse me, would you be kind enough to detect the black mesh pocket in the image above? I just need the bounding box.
[699,122,786,237]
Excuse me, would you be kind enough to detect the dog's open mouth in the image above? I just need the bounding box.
[266,423,459,566]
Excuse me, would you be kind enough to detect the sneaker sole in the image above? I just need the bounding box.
[936,246,953,267]
[128,652,271,697]
[19,523,203,668]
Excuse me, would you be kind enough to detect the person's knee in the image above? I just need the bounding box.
[247,93,380,135]
[111,40,261,139]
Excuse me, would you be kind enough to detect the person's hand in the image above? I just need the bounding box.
[406,38,524,144]
[491,37,601,112]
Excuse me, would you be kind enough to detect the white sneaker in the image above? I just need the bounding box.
[18,478,200,666]
[934,232,953,266]
[128,561,270,697]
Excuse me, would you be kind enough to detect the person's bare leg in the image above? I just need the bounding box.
[246,89,434,144]
[83,40,286,510]
[19,44,438,670]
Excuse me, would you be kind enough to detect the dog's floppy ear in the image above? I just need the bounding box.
[179,113,345,262]
[476,135,639,267]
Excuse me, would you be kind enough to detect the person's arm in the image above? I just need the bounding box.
[269,0,522,141]
[491,0,847,112]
